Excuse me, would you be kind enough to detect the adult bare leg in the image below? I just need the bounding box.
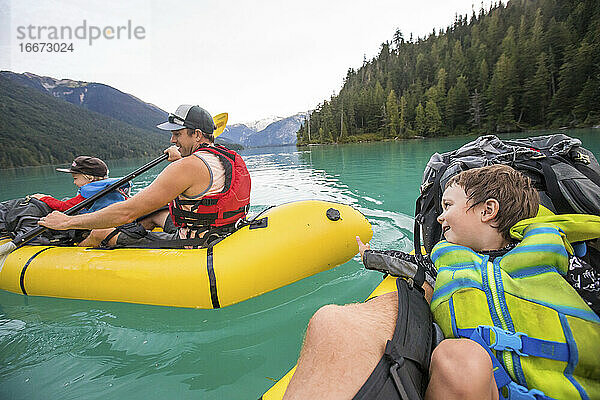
[425,338,498,400]
[283,291,398,400]
[138,209,169,230]
[78,228,116,247]
[79,209,170,247]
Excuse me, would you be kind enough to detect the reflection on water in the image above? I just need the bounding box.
[0,129,598,399]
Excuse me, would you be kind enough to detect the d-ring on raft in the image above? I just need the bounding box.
[0,200,372,309]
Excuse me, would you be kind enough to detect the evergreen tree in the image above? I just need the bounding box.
[386,90,400,137]
[415,103,426,135]
[451,40,466,77]
[575,77,600,125]
[393,28,404,50]
[435,68,448,117]
[478,58,489,91]
[530,8,545,56]
[399,95,408,138]
[468,89,485,129]
[487,53,518,129]
[347,103,356,135]
[416,53,433,85]
[373,81,386,131]
[339,104,348,141]
[523,52,551,126]
[497,96,516,132]
[425,100,442,135]
[446,76,470,131]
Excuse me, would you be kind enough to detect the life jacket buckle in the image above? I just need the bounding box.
[506,381,545,400]
[477,325,528,357]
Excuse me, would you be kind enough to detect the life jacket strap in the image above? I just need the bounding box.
[175,198,219,208]
[171,201,248,227]
[170,206,218,227]
[460,327,558,400]
[458,326,570,362]
[505,382,550,400]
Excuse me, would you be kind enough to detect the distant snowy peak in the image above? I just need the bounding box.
[242,113,307,133]
[219,112,306,147]
[244,116,286,132]
[23,72,88,90]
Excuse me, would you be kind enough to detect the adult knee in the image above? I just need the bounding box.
[304,304,347,343]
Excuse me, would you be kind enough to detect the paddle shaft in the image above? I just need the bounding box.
[11,153,169,248]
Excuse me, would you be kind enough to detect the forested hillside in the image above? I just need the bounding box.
[0,71,168,133]
[298,0,600,144]
[0,76,169,168]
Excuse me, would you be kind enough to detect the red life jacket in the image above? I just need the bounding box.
[169,144,251,230]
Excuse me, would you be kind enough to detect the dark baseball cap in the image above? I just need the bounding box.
[56,156,108,178]
[157,105,216,134]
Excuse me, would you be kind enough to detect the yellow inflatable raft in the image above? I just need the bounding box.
[260,275,398,399]
[0,200,372,309]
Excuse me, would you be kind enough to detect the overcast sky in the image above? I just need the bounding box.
[0,0,489,124]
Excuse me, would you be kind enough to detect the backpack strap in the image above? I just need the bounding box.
[413,162,449,287]
[541,157,573,214]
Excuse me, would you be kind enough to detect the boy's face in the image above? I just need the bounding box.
[72,173,92,188]
[437,184,486,249]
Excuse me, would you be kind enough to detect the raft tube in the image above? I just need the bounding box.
[0,200,372,309]
[260,275,398,399]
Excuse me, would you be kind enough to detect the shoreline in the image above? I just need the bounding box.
[2,127,598,170]
[296,125,600,147]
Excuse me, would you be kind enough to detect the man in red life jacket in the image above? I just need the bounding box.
[40,105,251,248]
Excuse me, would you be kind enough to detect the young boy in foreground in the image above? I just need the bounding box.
[284,164,599,400]
[379,164,598,399]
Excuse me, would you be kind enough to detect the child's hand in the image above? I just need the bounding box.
[31,193,47,200]
[356,236,371,262]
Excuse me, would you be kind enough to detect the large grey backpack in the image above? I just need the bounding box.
[413,134,600,255]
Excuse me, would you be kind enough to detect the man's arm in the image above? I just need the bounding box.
[40,157,209,230]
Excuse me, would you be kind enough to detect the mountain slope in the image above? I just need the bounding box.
[219,124,258,145]
[247,113,305,146]
[0,71,168,133]
[0,75,169,168]
[220,113,305,147]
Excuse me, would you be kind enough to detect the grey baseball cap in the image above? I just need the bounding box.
[157,105,216,134]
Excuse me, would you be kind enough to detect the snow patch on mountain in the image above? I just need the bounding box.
[244,116,286,132]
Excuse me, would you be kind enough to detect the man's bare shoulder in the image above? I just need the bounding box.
[162,154,209,176]
[156,154,211,198]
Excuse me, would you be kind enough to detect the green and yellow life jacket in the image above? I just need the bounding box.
[430,214,600,400]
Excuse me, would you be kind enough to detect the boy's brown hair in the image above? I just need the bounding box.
[445,164,539,240]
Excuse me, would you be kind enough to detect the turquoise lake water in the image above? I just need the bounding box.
[0,130,598,399]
